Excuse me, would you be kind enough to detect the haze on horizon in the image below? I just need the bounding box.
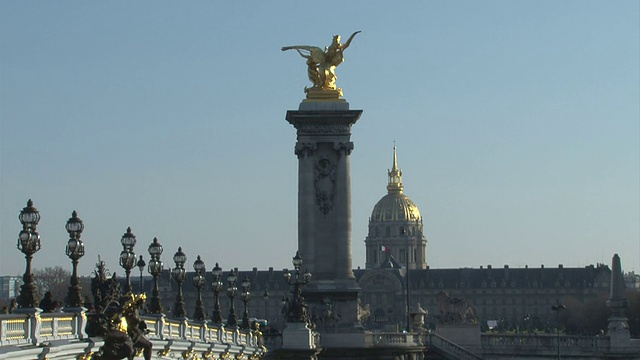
[1,1,638,277]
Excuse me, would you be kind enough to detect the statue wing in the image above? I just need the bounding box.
[282,45,324,63]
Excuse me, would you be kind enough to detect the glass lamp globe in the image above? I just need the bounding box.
[65,211,84,237]
[173,247,187,267]
[193,255,206,274]
[212,262,222,278]
[227,269,237,284]
[19,199,40,228]
[148,237,163,257]
[292,251,303,269]
[120,227,136,249]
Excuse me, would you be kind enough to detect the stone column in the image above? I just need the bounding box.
[286,100,362,330]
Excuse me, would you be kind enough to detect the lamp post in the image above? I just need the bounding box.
[147,237,164,314]
[211,262,223,324]
[64,210,85,308]
[283,251,311,323]
[16,199,41,309]
[119,227,137,293]
[402,226,411,332]
[263,290,269,323]
[192,255,206,321]
[137,255,146,293]
[551,301,566,360]
[240,276,251,329]
[226,269,238,327]
[171,247,187,318]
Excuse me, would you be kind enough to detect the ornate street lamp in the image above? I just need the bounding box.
[64,211,85,308]
[171,247,187,318]
[551,301,566,360]
[192,255,206,321]
[136,255,146,293]
[147,237,164,314]
[283,251,311,324]
[119,227,137,293]
[16,199,41,309]
[226,269,238,327]
[211,262,223,324]
[240,276,251,329]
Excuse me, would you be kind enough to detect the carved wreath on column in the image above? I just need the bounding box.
[315,157,336,214]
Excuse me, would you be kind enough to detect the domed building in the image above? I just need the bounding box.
[365,146,427,270]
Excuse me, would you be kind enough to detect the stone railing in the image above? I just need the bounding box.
[0,311,266,359]
[141,315,261,346]
[422,333,484,360]
[481,333,610,356]
[0,309,87,346]
[480,334,610,354]
[369,332,420,346]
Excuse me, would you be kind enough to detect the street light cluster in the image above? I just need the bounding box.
[283,251,311,324]
[13,199,313,332]
[12,199,269,330]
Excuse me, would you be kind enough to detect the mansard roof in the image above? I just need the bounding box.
[166,263,611,293]
[354,263,611,290]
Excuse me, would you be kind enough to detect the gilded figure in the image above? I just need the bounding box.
[282,31,361,96]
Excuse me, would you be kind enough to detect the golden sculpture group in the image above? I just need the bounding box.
[282,31,361,100]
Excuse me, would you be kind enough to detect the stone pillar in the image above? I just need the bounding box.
[606,253,631,350]
[286,100,362,330]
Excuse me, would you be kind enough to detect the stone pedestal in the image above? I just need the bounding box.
[286,99,363,330]
[607,316,631,349]
[282,322,317,350]
[62,306,88,339]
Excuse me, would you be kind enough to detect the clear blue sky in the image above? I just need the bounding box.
[1,1,638,277]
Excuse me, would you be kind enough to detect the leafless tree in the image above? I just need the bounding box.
[34,266,70,304]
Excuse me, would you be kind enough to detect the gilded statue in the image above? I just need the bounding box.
[282,31,361,98]
[92,293,152,360]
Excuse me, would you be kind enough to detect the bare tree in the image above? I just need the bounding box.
[34,266,70,304]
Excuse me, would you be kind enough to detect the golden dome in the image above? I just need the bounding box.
[371,193,422,222]
[370,145,422,223]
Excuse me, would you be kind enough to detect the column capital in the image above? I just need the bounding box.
[295,142,317,159]
[333,142,354,156]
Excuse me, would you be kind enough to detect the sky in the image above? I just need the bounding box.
[1,1,638,278]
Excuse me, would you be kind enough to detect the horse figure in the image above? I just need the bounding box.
[436,291,478,324]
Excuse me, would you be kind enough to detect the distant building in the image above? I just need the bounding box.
[0,276,21,300]
[624,271,640,290]
[155,148,613,332]
[356,262,610,331]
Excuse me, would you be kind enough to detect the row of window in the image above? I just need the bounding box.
[372,225,421,238]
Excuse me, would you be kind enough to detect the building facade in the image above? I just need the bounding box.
[154,148,614,333]
[0,276,20,300]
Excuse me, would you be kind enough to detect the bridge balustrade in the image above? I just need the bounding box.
[481,333,611,356]
[0,312,266,359]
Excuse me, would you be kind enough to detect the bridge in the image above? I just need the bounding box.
[2,310,640,359]
[0,310,265,360]
[264,330,639,359]
[0,311,640,360]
